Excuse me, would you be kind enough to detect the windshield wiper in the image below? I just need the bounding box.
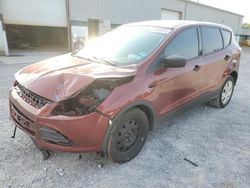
[71,53,101,64]
[91,56,115,66]
[72,53,114,66]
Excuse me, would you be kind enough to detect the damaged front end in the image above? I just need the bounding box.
[51,76,134,116]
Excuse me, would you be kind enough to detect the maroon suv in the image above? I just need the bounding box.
[9,20,241,163]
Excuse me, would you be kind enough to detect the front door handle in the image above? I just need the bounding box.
[193,65,201,72]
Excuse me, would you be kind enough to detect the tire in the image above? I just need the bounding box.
[209,76,235,108]
[106,108,149,164]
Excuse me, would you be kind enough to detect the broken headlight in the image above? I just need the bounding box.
[51,76,134,116]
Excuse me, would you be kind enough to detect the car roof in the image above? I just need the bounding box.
[125,20,232,31]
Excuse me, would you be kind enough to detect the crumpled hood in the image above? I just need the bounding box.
[15,53,136,102]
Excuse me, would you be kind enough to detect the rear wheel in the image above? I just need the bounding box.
[209,76,235,108]
[106,108,149,163]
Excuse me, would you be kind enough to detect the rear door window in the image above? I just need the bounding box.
[221,29,232,47]
[201,27,223,54]
[164,27,199,60]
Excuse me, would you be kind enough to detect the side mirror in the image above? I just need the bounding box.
[163,55,187,68]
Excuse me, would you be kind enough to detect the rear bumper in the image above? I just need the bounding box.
[9,88,110,153]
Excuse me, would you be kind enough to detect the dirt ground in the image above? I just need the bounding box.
[0,48,250,188]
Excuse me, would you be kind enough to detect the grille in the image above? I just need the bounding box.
[15,83,49,109]
[10,103,35,135]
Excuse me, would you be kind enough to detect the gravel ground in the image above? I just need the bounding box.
[0,48,250,188]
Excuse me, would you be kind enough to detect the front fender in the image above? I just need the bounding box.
[100,99,156,154]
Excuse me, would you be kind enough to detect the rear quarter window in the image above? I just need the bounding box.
[221,29,232,47]
[201,27,223,55]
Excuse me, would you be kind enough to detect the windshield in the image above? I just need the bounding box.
[76,26,170,66]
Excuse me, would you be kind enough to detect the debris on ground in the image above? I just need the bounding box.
[184,158,199,167]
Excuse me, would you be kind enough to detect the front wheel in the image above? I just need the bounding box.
[106,108,149,164]
[209,76,235,108]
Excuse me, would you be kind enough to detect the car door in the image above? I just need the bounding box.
[200,26,233,92]
[146,27,204,116]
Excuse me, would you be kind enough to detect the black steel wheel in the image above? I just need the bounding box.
[107,108,149,163]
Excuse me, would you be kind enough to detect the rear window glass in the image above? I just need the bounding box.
[221,29,232,47]
[201,27,223,54]
[164,27,199,59]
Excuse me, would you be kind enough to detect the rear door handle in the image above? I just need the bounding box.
[193,65,201,72]
[224,55,231,61]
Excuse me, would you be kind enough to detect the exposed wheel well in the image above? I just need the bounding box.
[136,105,155,130]
[230,71,238,85]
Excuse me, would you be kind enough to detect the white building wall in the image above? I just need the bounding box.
[69,0,243,35]
[69,0,186,24]
[184,2,242,34]
[1,0,67,27]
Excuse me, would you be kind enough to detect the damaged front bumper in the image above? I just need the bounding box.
[9,87,110,153]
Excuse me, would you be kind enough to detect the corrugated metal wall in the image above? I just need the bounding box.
[69,0,185,24]
[185,2,242,34]
[1,0,67,27]
[69,0,243,34]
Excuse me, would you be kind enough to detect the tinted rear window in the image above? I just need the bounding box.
[164,27,199,59]
[221,29,232,47]
[201,27,223,54]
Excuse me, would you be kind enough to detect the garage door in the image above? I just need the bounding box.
[1,0,67,27]
[161,9,182,20]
